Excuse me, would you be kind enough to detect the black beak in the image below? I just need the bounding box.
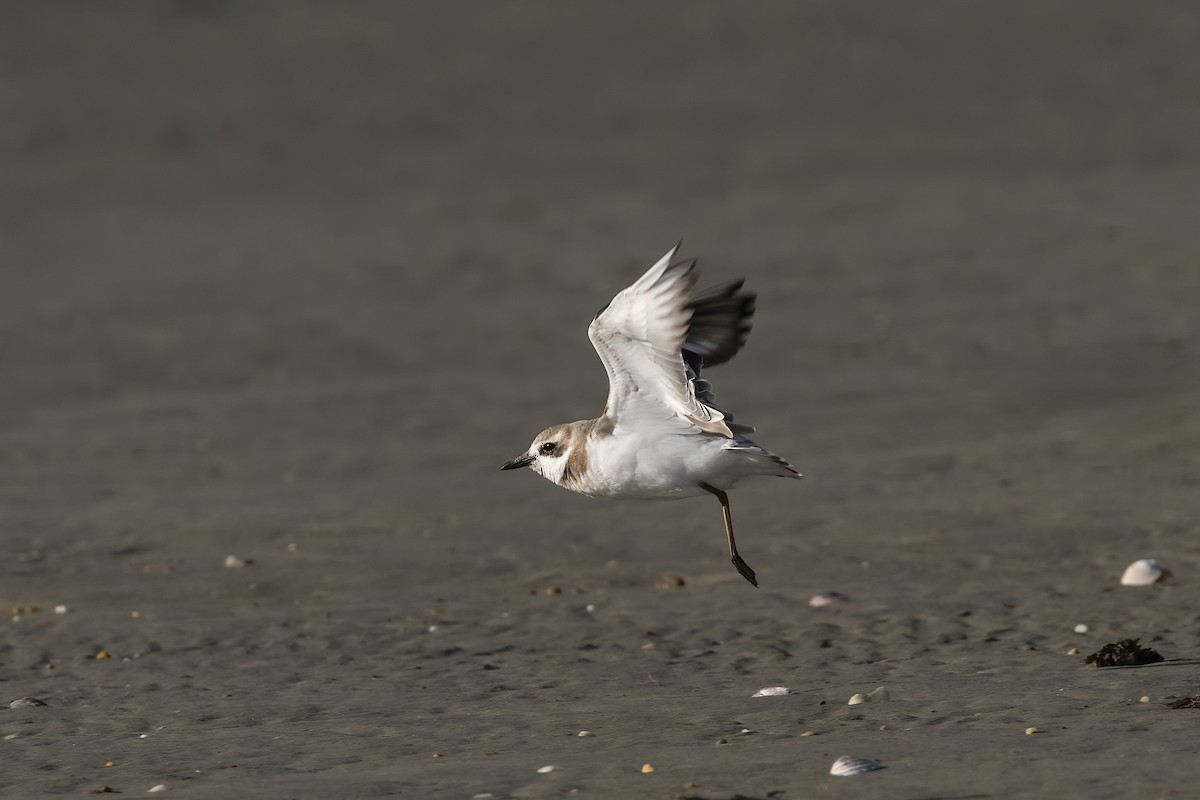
[500,453,536,471]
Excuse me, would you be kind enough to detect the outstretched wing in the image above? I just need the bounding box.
[683,279,758,434]
[587,244,734,437]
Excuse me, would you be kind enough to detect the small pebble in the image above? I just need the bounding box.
[139,734,150,739]
[640,763,655,774]
[148,786,167,794]
[537,765,555,774]
[95,651,113,660]
[1074,624,1088,634]
[54,605,68,614]
[1139,696,1150,703]
[544,586,562,596]
[585,604,596,613]
[223,555,251,568]
[105,761,116,767]
[752,686,791,697]
[9,697,48,708]
[427,625,438,633]
[1025,727,1041,735]
[739,728,752,735]
[847,693,868,705]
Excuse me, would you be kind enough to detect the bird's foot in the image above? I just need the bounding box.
[732,555,758,587]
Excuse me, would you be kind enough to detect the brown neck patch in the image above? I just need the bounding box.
[562,440,589,489]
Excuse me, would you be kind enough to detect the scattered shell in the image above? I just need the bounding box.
[224,555,252,569]
[1139,696,1150,703]
[577,730,593,737]
[654,575,686,590]
[54,605,68,614]
[847,693,868,705]
[799,730,818,737]
[95,651,113,660]
[585,604,596,613]
[640,763,655,774]
[830,755,885,776]
[1086,638,1164,667]
[536,765,555,774]
[1120,559,1170,586]
[148,786,167,793]
[1066,648,1080,655]
[867,686,891,702]
[1073,624,1088,634]
[543,586,562,596]
[8,697,48,709]
[809,591,850,608]
[1025,727,1041,735]
[752,686,792,697]
[739,728,752,735]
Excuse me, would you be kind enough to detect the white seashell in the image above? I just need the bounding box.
[752,686,792,697]
[809,591,850,608]
[8,697,48,709]
[830,755,885,776]
[1120,559,1169,586]
[536,765,555,774]
[1074,624,1088,634]
[148,785,167,793]
[847,693,868,705]
[223,555,251,569]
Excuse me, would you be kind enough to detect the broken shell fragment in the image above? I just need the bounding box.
[830,755,885,776]
[847,693,868,705]
[1120,559,1170,586]
[752,686,792,697]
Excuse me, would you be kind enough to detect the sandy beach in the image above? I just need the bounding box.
[3,3,1199,797]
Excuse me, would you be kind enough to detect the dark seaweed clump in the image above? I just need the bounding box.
[1085,638,1164,667]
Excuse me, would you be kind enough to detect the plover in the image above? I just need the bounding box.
[501,243,800,586]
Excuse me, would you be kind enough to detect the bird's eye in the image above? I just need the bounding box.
[540,442,556,454]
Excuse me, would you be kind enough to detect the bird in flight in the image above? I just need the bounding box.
[501,243,800,586]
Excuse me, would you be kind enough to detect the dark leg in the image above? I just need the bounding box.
[699,482,758,587]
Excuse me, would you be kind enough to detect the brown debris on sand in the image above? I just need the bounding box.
[1084,638,1164,667]
[1165,694,1200,709]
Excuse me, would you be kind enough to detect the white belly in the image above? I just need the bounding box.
[578,431,741,499]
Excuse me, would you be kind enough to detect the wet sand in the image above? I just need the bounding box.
[3,3,1200,797]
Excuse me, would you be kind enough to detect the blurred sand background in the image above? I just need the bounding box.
[2,2,1200,797]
